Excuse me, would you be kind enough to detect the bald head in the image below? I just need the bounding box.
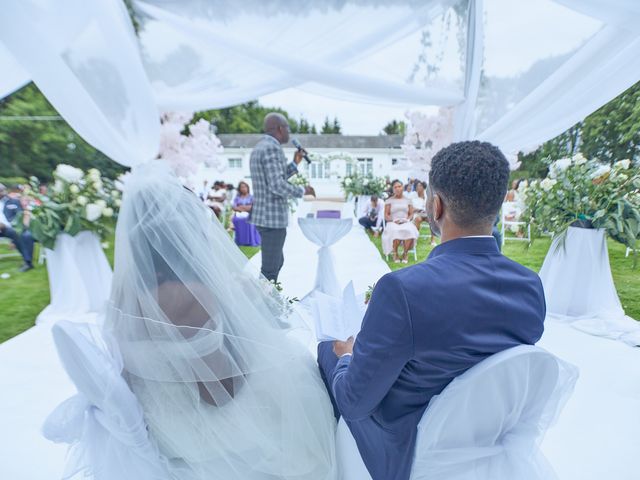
[263,112,290,144]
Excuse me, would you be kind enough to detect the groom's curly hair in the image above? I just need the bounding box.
[429,141,509,227]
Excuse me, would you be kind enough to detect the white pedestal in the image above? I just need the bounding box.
[37,231,113,325]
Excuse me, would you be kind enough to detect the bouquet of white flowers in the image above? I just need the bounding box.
[340,172,387,198]
[18,164,121,249]
[522,154,639,258]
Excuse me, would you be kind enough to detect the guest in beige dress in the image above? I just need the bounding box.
[382,180,420,263]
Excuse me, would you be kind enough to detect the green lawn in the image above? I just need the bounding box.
[368,227,639,320]
[1,228,637,344]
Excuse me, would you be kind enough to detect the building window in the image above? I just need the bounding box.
[309,160,331,180]
[228,158,242,169]
[346,163,353,176]
[392,158,398,166]
[357,158,373,176]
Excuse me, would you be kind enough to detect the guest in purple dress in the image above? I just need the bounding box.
[232,182,261,247]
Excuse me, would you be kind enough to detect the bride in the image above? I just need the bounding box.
[102,163,337,479]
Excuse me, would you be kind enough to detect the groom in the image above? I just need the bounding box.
[318,141,546,480]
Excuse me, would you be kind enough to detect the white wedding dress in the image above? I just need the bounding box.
[100,163,337,480]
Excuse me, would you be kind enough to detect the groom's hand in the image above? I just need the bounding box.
[333,337,354,357]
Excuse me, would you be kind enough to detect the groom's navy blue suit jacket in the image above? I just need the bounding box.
[318,237,546,480]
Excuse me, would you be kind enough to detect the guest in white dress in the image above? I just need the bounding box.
[382,180,419,263]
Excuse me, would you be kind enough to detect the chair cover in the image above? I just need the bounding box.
[42,321,170,480]
[539,227,640,346]
[335,345,578,480]
[38,232,113,325]
[297,218,353,298]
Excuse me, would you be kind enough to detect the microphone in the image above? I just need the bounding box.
[292,138,311,164]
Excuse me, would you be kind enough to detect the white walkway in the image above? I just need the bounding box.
[1,204,639,479]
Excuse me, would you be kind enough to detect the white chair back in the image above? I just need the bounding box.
[410,345,578,480]
[43,321,170,480]
[500,201,531,245]
[336,345,578,480]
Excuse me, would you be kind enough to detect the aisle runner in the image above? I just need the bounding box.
[0,204,638,479]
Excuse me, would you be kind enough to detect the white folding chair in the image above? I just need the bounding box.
[336,345,578,480]
[381,217,418,262]
[501,202,531,246]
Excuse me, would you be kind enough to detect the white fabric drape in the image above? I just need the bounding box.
[539,227,640,346]
[298,217,353,298]
[38,232,113,326]
[0,43,29,99]
[335,345,579,480]
[0,0,159,167]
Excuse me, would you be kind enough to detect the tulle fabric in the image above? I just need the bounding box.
[102,161,337,480]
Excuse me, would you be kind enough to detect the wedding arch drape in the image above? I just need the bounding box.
[1,0,640,165]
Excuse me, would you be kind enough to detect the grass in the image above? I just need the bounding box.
[1,227,637,344]
[0,233,259,344]
[368,226,639,320]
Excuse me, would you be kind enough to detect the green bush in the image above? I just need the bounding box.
[0,176,28,187]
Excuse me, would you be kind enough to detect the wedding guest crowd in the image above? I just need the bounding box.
[0,183,35,272]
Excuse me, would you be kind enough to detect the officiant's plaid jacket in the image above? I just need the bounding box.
[249,135,303,229]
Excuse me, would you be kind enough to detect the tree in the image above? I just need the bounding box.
[321,116,342,134]
[0,83,124,181]
[516,80,640,178]
[382,119,407,135]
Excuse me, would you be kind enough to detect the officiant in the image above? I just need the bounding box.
[249,112,315,282]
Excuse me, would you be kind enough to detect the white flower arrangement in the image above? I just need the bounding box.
[54,164,84,184]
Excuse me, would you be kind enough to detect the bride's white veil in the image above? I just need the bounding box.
[103,162,336,479]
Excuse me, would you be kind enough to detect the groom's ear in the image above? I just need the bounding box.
[433,193,443,221]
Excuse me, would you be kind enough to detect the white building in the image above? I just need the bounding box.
[202,134,410,198]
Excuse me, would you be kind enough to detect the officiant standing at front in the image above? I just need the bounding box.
[250,113,314,282]
[318,141,546,480]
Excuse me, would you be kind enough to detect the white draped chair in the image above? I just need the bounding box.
[42,321,171,480]
[336,345,578,480]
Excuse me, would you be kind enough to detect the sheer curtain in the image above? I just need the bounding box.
[0,0,159,168]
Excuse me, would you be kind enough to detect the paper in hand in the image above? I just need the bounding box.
[310,281,364,341]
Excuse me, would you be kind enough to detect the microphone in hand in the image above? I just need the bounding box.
[292,138,311,165]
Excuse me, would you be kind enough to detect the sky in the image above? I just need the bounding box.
[257,0,599,135]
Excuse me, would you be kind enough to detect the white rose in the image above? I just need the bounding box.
[115,199,122,207]
[69,184,80,194]
[95,199,107,208]
[363,179,369,185]
[111,189,119,197]
[55,164,84,183]
[572,153,587,165]
[102,207,114,218]
[77,195,88,206]
[591,164,611,179]
[540,178,557,192]
[93,180,103,190]
[345,178,352,186]
[549,158,572,178]
[86,203,102,222]
[615,159,631,170]
[87,168,102,180]
[53,179,64,193]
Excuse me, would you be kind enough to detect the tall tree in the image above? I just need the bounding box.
[0,83,124,181]
[321,116,333,134]
[382,119,407,135]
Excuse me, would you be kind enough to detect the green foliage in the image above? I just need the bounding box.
[0,177,28,187]
[321,116,342,134]
[382,120,407,135]
[0,83,125,182]
[521,155,640,257]
[192,101,320,134]
[340,172,387,197]
[516,80,640,178]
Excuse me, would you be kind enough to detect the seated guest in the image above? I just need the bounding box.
[0,183,35,272]
[358,195,384,237]
[231,181,261,247]
[207,181,227,219]
[381,180,419,264]
[317,141,546,480]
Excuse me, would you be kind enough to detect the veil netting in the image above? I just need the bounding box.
[102,162,337,480]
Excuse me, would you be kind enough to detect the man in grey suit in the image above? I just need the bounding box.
[249,113,315,282]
